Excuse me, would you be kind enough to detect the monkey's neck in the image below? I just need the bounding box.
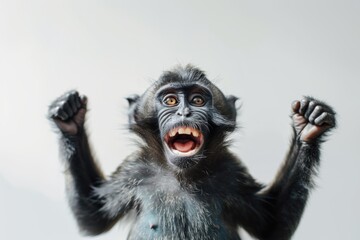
[174,148,231,184]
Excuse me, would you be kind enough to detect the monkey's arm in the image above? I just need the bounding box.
[255,136,320,239]
[49,91,133,235]
[240,97,336,240]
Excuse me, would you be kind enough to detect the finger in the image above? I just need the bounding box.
[49,105,60,119]
[308,106,323,124]
[299,99,309,115]
[55,107,69,120]
[80,95,88,108]
[314,112,335,126]
[74,93,82,108]
[73,108,87,126]
[301,125,324,142]
[305,101,316,119]
[291,100,301,113]
[61,101,73,117]
[68,93,80,113]
[67,90,79,96]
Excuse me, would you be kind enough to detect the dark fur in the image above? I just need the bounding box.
[49,65,336,240]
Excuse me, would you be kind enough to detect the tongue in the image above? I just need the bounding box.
[173,140,195,152]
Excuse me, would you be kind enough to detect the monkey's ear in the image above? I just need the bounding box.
[126,94,140,125]
[226,95,239,121]
[126,94,140,106]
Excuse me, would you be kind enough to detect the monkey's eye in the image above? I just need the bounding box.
[163,96,178,106]
[190,96,205,107]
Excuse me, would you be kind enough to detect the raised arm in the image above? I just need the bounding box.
[240,97,336,240]
[48,91,132,235]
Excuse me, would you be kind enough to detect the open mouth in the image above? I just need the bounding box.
[164,126,204,157]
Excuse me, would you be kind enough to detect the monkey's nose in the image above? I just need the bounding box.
[176,107,191,117]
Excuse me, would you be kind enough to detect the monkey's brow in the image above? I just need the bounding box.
[156,83,210,96]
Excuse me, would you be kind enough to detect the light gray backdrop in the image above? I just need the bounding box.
[0,0,359,239]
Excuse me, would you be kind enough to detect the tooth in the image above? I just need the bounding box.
[184,128,191,135]
[192,130,199,137]
[178,127,185,134]
[169,129,177,137]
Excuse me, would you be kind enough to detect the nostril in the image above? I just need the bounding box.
[183,107,191,117]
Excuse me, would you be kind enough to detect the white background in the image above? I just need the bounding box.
[0,0,359,239]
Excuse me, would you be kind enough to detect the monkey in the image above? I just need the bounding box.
[48,65,336,240]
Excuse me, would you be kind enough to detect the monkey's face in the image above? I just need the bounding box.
[131,66,237,169]
[155,83,213,169]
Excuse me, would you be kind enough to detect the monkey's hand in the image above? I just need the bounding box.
[292,97,336,143]
[48,90,87,136]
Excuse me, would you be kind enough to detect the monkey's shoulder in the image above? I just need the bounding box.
[204,158,262,195]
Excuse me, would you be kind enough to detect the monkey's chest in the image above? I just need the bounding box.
[129,185,239,240]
